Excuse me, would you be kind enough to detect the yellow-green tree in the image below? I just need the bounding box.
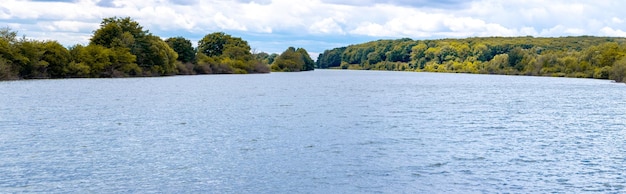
[610,57,626,82]
[90,17,177,75]
[196,32,269,74]
[271,47,315,72]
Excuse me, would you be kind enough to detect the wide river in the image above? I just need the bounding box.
[1,70,625,193]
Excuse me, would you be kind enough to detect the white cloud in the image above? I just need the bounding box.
[483,24,518,37]
[48,21,99,32]
[601,27,626,37]
[213,12,247,31]
[3,0,626,53]
[612,17,624,24]
[0,6,11,19]
[519,27,539,36]
[348,7,450,37]
[350,22,388,37]
[564,28,585,35]
[135,5,197,31]
[309,18,345,35]
[539,25,586,36]
[443,16,485,32]
[349,9,523,38]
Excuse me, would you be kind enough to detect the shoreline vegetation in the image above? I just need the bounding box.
[2,16,626,83]
[0,17,314,80]
[316,36,626,83]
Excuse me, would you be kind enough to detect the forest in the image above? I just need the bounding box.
[316,36,626,83]
[0,17,314,80]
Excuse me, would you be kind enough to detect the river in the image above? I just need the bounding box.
[1,70,625,193]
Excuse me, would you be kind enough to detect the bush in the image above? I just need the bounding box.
[66,62,90,78]
[194,62,212,74]
[233,68,247,74]
[252,61,270,73]
[0,58,18,80]
[610,58,626,83]
[119,63,142,76]
[593,66,611,79]
[176,61,195,75]
[211,63,232,74]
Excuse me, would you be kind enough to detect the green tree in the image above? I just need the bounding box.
[165,37,195,63]
[90,17,176,75]
[386,39,414,63]
[41,41,71,78]
[0,32,17,79]
[254,52,270,63]
[485,54,509,74]
[194,32,269,74]
[296,48,315,71]
[91,17,143,48]
[507,47,525,71]
[197,32,250,57]
[267,53,278,65]
[272,47,303,72]
[141,35,178,75]
[610,57,626,83]
[316,47,345,68]
[13,40,47,78]
[70,44,138,77]
[0,26,18,44]
[0,57,15,80]
[271,47,315,72]
[367,52,383,65]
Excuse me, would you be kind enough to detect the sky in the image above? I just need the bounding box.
[2,0,626,57]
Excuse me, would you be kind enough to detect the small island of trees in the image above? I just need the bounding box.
[0,17,315,80]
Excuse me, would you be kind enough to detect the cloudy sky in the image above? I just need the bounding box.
[2,0,626,57]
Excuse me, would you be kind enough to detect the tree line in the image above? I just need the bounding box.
[0,17,314,80]
[316,36,626,83]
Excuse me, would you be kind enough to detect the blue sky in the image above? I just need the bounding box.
[2,0,626,57]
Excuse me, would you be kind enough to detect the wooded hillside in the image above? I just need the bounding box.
[316,36,626,82]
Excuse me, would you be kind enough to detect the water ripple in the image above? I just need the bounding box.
[1,70,625,193]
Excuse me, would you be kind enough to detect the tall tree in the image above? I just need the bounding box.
[316,47,345,68]
[272,47,301,72]
[91,17,143,48]
[165,37,195,63]
[195,32,268,74]
[90,17,177,75]
[41,41,71,78]
[271,47,315,72]
[296,48,315,71]
[0,31,17,79]
[197,32,250,57]
[70,44,138,78]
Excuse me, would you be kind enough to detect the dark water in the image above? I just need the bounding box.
[1,70,625,193]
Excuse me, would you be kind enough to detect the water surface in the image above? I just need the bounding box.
[1,70,625,193]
